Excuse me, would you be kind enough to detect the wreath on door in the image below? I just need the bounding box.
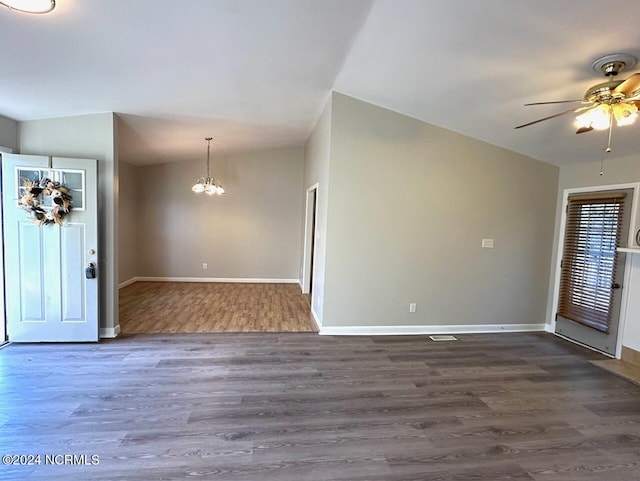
[19,178,73,226]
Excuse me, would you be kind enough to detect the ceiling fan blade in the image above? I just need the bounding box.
[514,107,581,129]
[613,73,640,96]
[576,126,594,134]
[524,100,583,106]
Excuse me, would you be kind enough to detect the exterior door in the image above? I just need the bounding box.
[555,189,632,355]
[2,154,98,342]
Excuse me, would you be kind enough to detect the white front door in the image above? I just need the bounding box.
[2,154,98,342]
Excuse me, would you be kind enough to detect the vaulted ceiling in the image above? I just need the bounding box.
[2,0,640,166]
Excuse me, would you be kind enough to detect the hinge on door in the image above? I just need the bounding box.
[560,259,564,269]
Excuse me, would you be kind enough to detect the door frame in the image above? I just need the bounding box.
[301,183,319,294]
[549,182,640,358]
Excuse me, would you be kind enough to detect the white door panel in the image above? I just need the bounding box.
[18,222,46,321]
[2,154,98,342]
[61,224,86,321]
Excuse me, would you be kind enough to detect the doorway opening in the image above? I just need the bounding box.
[117,182,319,335]
[302,184,318,302]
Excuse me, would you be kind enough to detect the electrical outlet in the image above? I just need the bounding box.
[202,263,208,270]
[409,303,417,313]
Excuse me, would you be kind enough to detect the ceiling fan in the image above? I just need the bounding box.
[515,53,640,151]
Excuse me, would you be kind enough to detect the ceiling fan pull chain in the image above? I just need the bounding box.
[605,108,614,154]
[599,108,615,176]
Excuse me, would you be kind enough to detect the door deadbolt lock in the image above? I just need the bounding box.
[86,262,97,279]
[88,249,96,255]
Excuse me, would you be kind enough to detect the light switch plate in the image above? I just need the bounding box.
[482,239,494,249]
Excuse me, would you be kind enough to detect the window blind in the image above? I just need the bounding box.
[557,192,626,333]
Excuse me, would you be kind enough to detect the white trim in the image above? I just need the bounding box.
[0,149,7,345]
[548,182,640,359]
[618,247,640,254]
[310,307,321,331]
[119,277,139,289]
[617,254,635,358]
[99,324,121,339]
[135,277,300,284]
[319,323,546,336]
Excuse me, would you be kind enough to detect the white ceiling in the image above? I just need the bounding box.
[2,0,640,166]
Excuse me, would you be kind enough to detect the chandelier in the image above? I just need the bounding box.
[192,137,225,196]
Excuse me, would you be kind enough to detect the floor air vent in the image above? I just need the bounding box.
[429,335,458,341]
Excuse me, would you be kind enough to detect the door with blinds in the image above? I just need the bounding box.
[555,190,632,355]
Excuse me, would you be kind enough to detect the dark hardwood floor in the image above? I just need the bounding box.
[2,332,640,480]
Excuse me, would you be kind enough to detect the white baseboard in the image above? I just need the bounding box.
[134,277,299,284]
[319,323,546,336]
[99,324,121,339]
[119,277,139,289]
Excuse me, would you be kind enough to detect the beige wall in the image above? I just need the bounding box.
[0,115,18,152]
[136,147,304,279]
[303,96,332,323]
[18,113,119,334]
[547,154,640,348]
[554,154,640,247]
[118,159,138,284]
[321,93,559,328]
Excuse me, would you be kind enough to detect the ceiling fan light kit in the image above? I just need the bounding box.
[515,53,640,155]
[0,0,55,14]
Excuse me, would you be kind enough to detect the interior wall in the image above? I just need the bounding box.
[136,146,304,279]
[118,159,138,284]
[302,95,332,324]
[322,92,559,329]
[547,154,640,350]
[18,113,119,335]
[0,115,18,152]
